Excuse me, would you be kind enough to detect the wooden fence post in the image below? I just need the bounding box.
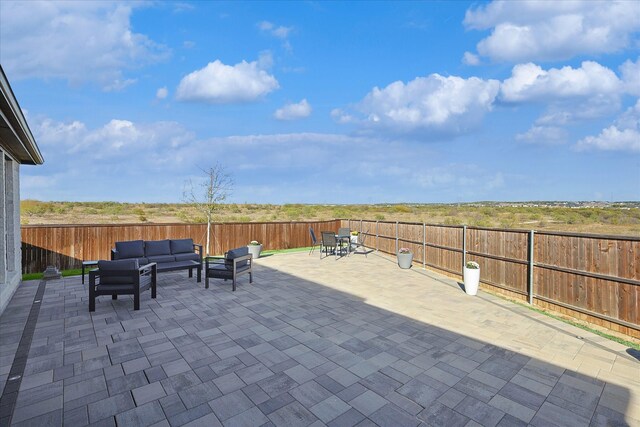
[395,221,399,254]
[462,225,467,274]
[423,223,426,269]
[528,230,535,305]
[376,221,379,252]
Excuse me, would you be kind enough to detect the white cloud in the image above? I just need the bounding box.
[156,87,169,99]
[462,51,480,66]
[0,1,169,88]
[516,125,568,145]
[620,57,640,96]
[335,74,500,136]
[24,114,518,203]
[176,57,279,103]
[575,100,640,152]
[500,61,622,103]
[258,20,293,39]
[258,20,293,52]
[103,78,137,92]
[274,99,312,120]
[464,0,640,62]
[33,116,196,161]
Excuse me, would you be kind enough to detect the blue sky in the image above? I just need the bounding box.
[1,1,639,203]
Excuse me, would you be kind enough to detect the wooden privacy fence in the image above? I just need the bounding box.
[344,219,639,338]
[21,220,339,274]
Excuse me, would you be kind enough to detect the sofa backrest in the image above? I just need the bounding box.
[115,239,196,260]
[98,259,139,284]
[115,240,144,259]
[170,239,194,254]
[145,240,171,257]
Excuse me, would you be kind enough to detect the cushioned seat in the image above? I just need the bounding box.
[174,252,200,262]
[148,255,176,263]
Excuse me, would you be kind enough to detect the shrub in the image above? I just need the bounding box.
[466,261,479,269]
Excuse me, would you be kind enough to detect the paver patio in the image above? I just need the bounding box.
[0,251,638,426]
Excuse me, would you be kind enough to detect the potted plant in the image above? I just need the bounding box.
[350,231,359,245]
[463,261,480,295]
[247,240,262,259]
[397,247,413,269]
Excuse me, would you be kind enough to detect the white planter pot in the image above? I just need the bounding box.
[350,235,359,244]
[247,244,262,259]
[463,267,480,295]
[397,252,413,269]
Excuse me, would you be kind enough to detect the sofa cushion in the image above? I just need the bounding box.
[148,255,176,264]
[225,247,249,269]
[145,240,171,257]
[174,253,200,262]
[115,240,144,259]
[170,239,194,254]
[98,259,139,285]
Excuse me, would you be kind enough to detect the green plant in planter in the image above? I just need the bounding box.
[398,247,411,254]
[249,240,261,246]
[350,231,359,236]
[466,261,479,269]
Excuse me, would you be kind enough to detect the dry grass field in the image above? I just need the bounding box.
[20,200,640,236]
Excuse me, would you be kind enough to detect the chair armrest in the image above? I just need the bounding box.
[89,269,99,286]
[232,254,252,274]
[139,263,157,274]
[232,254,252,263]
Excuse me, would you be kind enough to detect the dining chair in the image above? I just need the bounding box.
[337,227,351,255]
[309,227,319,255]
[320,231,338,259]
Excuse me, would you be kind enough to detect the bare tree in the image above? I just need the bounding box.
[183,164,233,256]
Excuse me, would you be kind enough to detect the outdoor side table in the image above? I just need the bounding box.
[82,260,99,284]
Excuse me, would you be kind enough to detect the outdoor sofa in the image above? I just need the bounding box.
[111,238,203,282]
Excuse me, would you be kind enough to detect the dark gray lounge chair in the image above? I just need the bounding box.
[205,247,253,291]
[89,259,157,311]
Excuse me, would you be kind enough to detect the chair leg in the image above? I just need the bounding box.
[89,288,95,312]
[249,272,253,284]
[189,268,193,278]
[205,276,209,289]
[197,266,202,283]
[112,294,117,300]
[151,282,157,299]
[232,277,236,292]
[134,290,140,310]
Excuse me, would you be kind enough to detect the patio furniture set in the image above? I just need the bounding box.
[309,227,369,259]
[88,238,253,312]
